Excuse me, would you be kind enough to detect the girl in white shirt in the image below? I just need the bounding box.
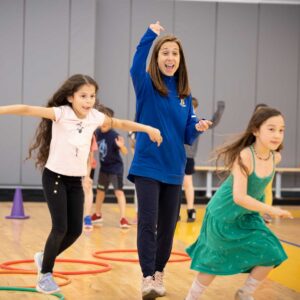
[0,74,162,294]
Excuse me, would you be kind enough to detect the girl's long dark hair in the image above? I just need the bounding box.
[213,107,284,176]
[28,74,99,169]
[148,35,190,99]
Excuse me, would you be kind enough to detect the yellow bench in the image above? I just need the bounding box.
[194,166,300,198]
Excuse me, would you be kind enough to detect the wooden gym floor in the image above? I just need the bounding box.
[0,202,299,300]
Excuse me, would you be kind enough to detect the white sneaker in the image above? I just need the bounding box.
[142,276,157,300]
[36,272,60,294]
[153,271,166,297]
[235,289,254,300]
[34,251,44,280]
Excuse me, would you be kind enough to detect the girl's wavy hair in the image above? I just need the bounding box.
[148,35,191,99]
[27,74,99,169]
[213,106,284,177]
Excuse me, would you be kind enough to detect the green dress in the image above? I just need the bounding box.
[186,146,287,275]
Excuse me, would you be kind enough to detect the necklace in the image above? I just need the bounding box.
[252,146,271,161]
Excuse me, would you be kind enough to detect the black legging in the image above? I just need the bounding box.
[135,176,181,277]
[41,168,84,273]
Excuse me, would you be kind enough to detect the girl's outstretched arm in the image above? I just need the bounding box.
[101,116,162,146]
[0,105,55,120]
[232,149,293,219]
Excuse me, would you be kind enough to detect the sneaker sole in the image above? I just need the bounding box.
[83,227,93,232]
[91,219,103,224]
[36,285,60,294]
[84,225,93,229]
[187,219,195,223]
[142,289,160,300]
[234,291,254,300]
[120,225,131,229]
[155,290,166,297]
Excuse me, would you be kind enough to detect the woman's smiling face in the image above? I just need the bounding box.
[157,41,180,76]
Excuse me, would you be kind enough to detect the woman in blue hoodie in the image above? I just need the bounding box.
[129,21,211,299]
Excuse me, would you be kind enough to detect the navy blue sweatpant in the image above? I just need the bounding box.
[135,176,181,277]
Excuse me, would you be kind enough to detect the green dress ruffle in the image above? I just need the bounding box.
[186,147,287,275]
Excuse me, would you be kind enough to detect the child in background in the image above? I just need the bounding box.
[83,134,98,230]
[182,99,225,222]
[183,97,200,222]
[91,107,131,228]
[185,106,292,300]
[0,74,162,294]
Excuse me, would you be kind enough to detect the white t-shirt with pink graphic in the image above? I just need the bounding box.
[45,105,105,176]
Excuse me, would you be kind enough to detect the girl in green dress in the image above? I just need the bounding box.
[185,107,293,300]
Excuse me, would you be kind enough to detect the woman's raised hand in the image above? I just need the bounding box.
[149,21,165,36]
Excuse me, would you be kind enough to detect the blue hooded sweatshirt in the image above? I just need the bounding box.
[128,27,201,185]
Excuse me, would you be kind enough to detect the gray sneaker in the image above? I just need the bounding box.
[34,251,43,280]
[36,272,60,294]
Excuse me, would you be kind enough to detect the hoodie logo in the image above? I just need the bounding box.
[180,98,186,107]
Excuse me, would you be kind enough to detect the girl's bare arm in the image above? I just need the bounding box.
[232,149,292,218]
[0,105,55,120]
[102,116,162,146]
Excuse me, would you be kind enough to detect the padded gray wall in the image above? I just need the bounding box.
[0,0,299,189]
[0,0,24,185]
[0,0,96,186]
[94,0,132,180]
[21,0,70,185]
[174,1,216,165]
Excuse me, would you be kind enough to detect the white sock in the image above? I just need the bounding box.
[185,278,207,300]
[240,276,262,295]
